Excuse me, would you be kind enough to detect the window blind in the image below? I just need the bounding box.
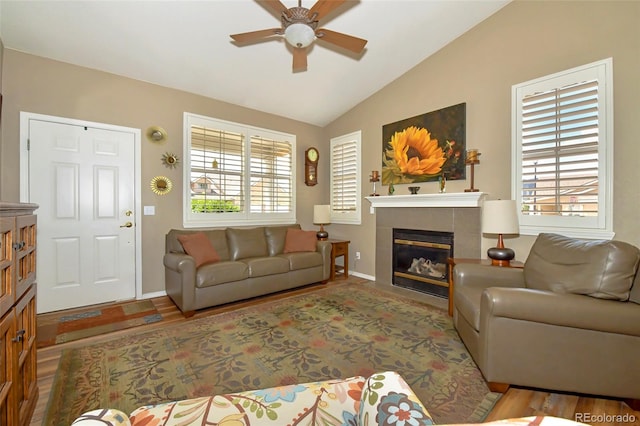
[249,135,293,214]
[190,125,244,213]
[520,79,599,217]
[331,139,358,213]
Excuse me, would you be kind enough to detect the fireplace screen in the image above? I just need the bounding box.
[392,228,454,298]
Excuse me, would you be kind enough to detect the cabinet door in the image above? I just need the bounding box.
[14,285,37,425]
[0,218,14,319]
[15,215,36,302]
[0,309,17,426]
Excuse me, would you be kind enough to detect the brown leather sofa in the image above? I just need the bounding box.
[164,225,332,316]
[453,233,640,401]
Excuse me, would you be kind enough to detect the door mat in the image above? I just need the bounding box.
[37,299,163,348]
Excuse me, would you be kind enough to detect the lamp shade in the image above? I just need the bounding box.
[284,23,315,48]
[313,205,331,225]
[482,200,519,235]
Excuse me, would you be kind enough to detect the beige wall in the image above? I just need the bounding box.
[0,51,326,294]
[324,0,640,277]
[1,0,638,291]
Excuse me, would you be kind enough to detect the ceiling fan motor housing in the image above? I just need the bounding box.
[282,6,318,48]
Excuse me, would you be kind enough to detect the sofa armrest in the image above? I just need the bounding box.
[481,287,640,337]
[359,371,433,426]
[454,263,525,291]
[317,240,332,281]
[163,252,197,313]
[72,409,132,426]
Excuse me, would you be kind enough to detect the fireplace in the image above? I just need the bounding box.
[392,228,454,298]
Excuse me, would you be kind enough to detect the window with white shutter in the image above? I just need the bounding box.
[330,131,361,224]
[184,113,296,227]
[511,58,613,239]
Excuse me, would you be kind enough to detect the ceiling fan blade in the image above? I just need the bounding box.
[316,28,367,53]
[292,47,308,72]
[308,0,347,21]
[230,28,281,43]
[260,0,290,16]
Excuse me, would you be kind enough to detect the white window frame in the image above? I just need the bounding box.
[511,58,614,239]
[330,131,362,225]
[183,112,296,228]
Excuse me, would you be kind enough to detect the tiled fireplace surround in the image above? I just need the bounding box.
[368,193,486,287]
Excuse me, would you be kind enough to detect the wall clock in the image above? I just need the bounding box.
[305,147,319,186]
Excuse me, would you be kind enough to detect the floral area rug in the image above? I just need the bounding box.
[44,283,500,425]
[37,299,162,348]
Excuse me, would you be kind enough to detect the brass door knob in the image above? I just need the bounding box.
[120,221,133,228]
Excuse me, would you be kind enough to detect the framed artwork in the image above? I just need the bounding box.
[382,102,466,185]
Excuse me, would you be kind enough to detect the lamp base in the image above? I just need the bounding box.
[487,247,515,267]
[317,231,328,240]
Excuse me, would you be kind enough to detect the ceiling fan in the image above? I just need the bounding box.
[230,0,368,72]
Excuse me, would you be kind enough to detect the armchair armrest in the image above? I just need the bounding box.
[481,287,640,337]
[454,263,525,291]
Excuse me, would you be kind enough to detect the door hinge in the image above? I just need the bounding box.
[27,139,30,150]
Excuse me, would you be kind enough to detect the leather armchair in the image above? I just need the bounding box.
[453,233,640,401]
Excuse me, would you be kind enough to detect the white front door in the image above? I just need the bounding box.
[26,116,139,313]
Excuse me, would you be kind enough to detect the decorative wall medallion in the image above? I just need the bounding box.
[146,126,168,143]
[150,176,173,195]
[161,152,180,168]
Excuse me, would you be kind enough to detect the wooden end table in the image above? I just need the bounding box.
[447,258,524,316]
[328,239,350,281]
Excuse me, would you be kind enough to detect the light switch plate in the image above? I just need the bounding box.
[143,205,156,215]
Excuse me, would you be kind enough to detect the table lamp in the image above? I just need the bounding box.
[313,205,331,240]
[482,199,519,266]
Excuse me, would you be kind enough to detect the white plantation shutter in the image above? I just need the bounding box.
[512,58,613,238]
[184,113,296,227]
[250,135,293,214]
[190,125,245,213]
[330,131,361,224]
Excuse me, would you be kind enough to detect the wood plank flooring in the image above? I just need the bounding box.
[32,280,639,426]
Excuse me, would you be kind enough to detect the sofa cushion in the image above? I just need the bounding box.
[284,229,318,253]
[242,256,290,278]
[279,252,323,271]
[176,232,220,267]
[195,261,249,287]
[630,273,640,305]
[226,227,268,260]
[265,224,301,256]
[128,375,366,426]
[524,233,640,301]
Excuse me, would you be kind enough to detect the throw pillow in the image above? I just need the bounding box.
[284,229,318,253]
[177,232,220,267]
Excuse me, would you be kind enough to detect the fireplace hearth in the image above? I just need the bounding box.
[392,228,454,298]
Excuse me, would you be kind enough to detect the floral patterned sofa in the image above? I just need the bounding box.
[71,371,587,426]
[72,371,431,426]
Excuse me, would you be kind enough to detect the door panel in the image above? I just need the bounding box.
[29,119,136,313]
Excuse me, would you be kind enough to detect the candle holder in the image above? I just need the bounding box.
[464,149,480,192]
[369,170,380,196]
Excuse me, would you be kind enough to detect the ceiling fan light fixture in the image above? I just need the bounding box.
[284,23,315,48]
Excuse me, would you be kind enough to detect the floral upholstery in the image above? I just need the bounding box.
[72,371,588,426]
[72,371,433,426]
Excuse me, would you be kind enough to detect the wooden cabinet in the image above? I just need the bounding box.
[0,202,38,426]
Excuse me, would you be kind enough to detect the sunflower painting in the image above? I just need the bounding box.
[382,103,466,185]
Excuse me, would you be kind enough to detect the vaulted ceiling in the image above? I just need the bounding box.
[0,0,510,126]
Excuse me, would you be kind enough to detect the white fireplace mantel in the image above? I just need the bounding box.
[365,192,488,209]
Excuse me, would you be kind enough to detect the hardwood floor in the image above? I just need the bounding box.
[32,280,639,426]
